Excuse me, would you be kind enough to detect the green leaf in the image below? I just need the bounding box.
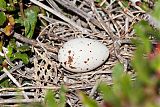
[59,86,67,107]
[0,0,6,11]
[118,75,132,100]
[95,0,101,3]
[94,0,107,7]
[139,2,150,11]
[15,17,24,25]
[13,52,29,64]
[152,0,160,20]
[121,0,129,8]
[150,55,160,72]
[6,5,16,11]
[0,79,10,87]
[7,45,13,58]
[112,63,124,81]
[9,38,17,49]
[7,39,16,58]
[24,19,31,37]
[132,20,155,85]
[111,64,133,104]
[44,90,58,107]
[79,91,99,107]
[133,20,152,53]
[13,0,18,4]
[134,21,152,37]
[130,80,146,104]
[0,55,4,64]
[0,66,2,72]
[24,6,39,38]
[98,82,121,107]
[101,3,107,8]
[0,39,3,51]
[0,12,6,26]
[17,45,30,52]
[132,48,151,84]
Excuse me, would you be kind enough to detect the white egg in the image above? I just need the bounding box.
[58,38,109,72]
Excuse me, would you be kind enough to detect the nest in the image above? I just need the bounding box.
[0,0,154,106]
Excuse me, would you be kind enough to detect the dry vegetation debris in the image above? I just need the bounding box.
[0,0,154,106]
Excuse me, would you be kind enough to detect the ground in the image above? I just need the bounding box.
[0,0,156,106]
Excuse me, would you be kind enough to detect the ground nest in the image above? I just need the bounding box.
[0,0,155,106]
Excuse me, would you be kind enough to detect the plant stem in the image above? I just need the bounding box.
[19,0,25,19]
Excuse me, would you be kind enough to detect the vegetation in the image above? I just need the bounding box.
[0,0,160,107]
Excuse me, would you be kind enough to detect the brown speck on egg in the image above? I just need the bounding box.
[84,58,89,64]
[68,56,73,64]
[90,51,92,52]
[86,68,89,70]
[68,50,71,54]
[84,61,87,63]
[80,50,82,51]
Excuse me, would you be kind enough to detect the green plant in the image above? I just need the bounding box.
[27,1,160,107]
[44,86,67,107]
[79,0,160,107]
[0,0,40,68]
[1,0,160,107]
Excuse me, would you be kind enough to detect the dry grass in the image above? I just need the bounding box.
[0,0,154,106]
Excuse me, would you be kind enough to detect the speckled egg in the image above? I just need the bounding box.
[58,38,109,72]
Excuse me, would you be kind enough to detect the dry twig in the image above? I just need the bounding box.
[13,33,58,53]
[30,0,89,34]
[0,99,43,104]
[3,68,29,99]
[53,0,103,29]
[0,64,24,81]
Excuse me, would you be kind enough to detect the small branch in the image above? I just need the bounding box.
[101,8,121,37]
[3,68,29,99]
[89,80,101,97]
[0,64,24,81]
[0,92,35,97]
[13,33,58,53]
[0,86,61,92]
[46,0,63,13]
[53,0,103,29]
[90,1,127,66]
[30,0,89,34]
[0,98,43,104]
[18,0,25,19]
[90,1,118,41]
[0,85,103,92]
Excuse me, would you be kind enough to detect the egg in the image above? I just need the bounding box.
[58,38,109,72]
